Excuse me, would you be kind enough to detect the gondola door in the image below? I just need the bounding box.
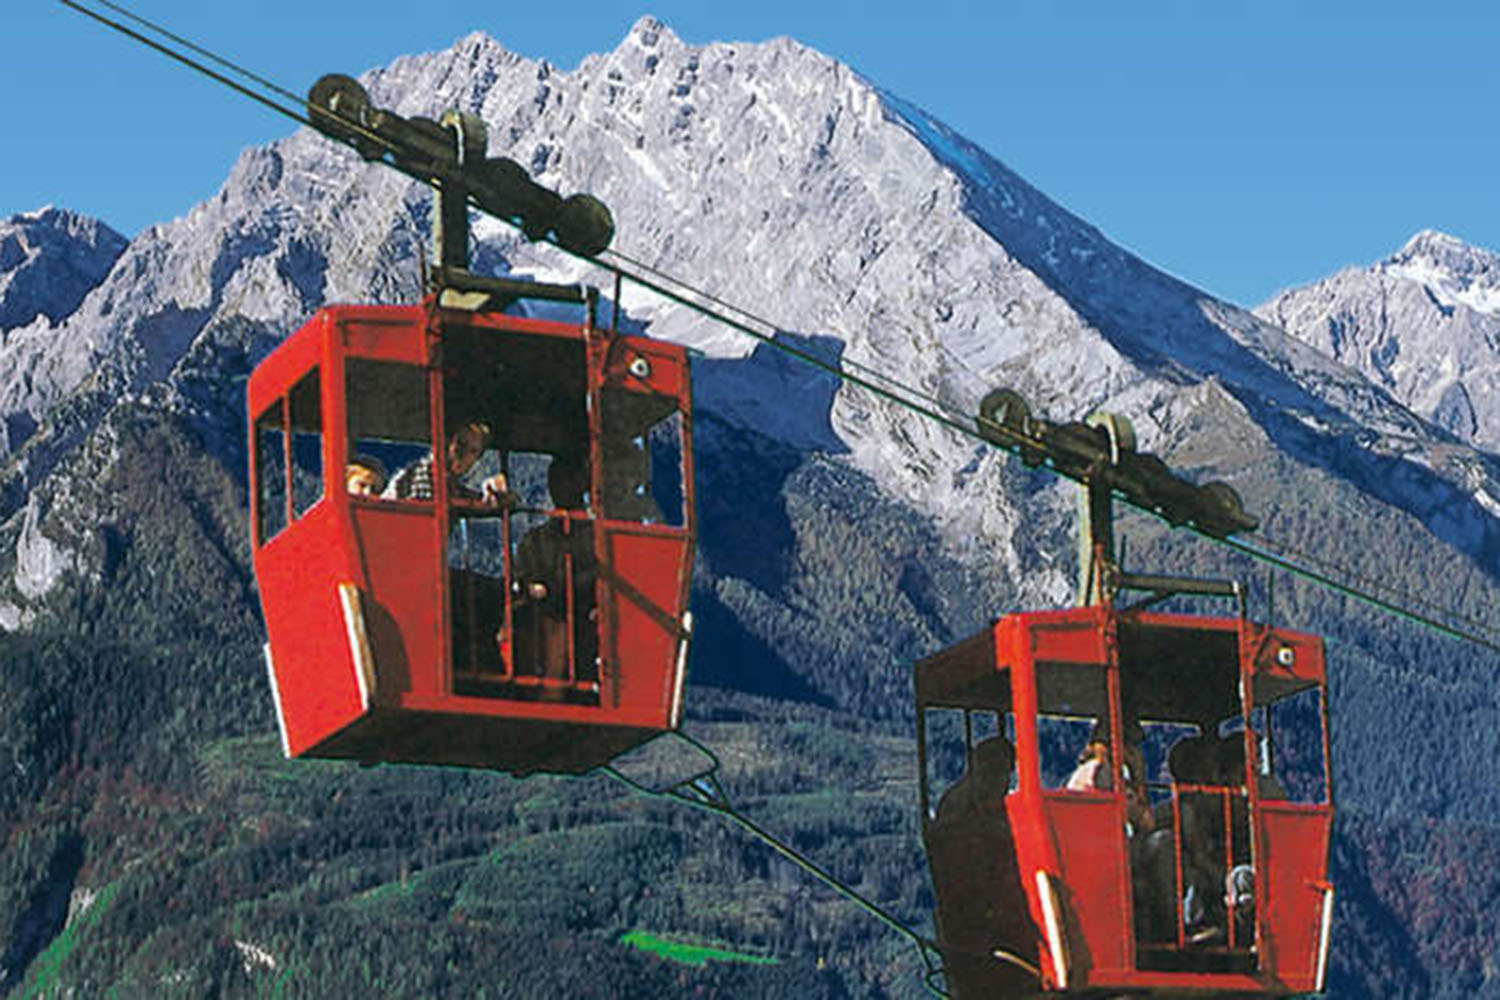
[588,334,695,728]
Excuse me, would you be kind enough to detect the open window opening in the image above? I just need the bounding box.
[1254,677,1329,806]
[441,328,599,705]
[924,707,1017,825]
[600,387,685,527]
[1117,623,1256,974]
[1035,661,1112,793]
[345,359,431,502]
[254,367,323,546]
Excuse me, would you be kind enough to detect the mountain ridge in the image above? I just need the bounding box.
[1257,228,1500,453]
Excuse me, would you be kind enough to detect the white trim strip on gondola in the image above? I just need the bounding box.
[338,582,376,712]
[1035,870,1070,990]
[669,610,693,729]
[1315,885,1335,993]
[263,642,293,758]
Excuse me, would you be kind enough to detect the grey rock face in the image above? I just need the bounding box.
[1257,230,1500,452]
[0,207,128,456]
[0,207,126,334]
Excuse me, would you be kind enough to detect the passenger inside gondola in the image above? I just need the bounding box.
[512,453,598,688]
[926,729,1028,1000]
[1138,724,1268,957]
[1142,729,1223,946]
[385,418,512,506]
[345,455,388,496]
[1066,719,1155,836]
[935,736,1015,824]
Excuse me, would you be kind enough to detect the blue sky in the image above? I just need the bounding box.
[5,0,1498,306]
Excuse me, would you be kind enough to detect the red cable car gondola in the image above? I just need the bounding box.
[917,602,1334,997]
[249,277,695,775]
[918,398,1334,997]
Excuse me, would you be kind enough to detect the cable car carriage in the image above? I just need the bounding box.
[916,396,1334,997]
[249,275,695,775]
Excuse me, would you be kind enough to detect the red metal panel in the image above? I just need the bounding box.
[1260,803,1333,992]
[257,504,364,755]
[1250,625,1327,685]
[603,335,689,397]
[1043,790,1132,980]
[600,526,689,726]
[1082,968,1269,993]
[333,306,428,362]
[247,314,324,417]
[1023,608,1108,664]
[348,503,443,701]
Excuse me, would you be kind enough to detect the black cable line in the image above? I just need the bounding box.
[1246,530,1499,639]
[59,0,1500,654]
[1221,536,1500,655]
[597,732,965,997]
[90,0,308,108]
[59,0,315,133]
[61,0,412,167]
[599,245,960,416]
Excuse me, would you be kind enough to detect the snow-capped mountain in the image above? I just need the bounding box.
[1257,230,1500,451]
[2,13,1497,686]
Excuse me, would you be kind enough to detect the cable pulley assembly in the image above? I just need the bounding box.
[976,387,1257,540]
[306,73,614,257]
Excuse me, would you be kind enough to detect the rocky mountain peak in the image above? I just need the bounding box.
[1256,231,1500,450]
[1381,229,1500,315]
[4,15,1500,630]
[626,15,674,48]
[0,206,127,333]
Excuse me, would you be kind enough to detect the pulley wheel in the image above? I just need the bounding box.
[554,194,615,257]
[307,74,381,159]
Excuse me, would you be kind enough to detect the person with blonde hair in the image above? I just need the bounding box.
[344,454,388,496]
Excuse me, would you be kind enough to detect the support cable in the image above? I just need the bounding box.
[1237,531,1500,642]
[599,244,960,417]
[598,733,971,996]
[1222,536,1500,655]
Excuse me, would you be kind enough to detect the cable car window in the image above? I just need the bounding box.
[254,404,287,545]
[600,388,684,526]
[441,326,589,478]
[923,708,967,818]
[345,359,432,502]
[1035,661,1110,791]
[509,451,599,692]
[446,435,512,686]
[925,708,1017,823]
[1137,720,1201,804]
[1259,686,1327,804]
[288,369,323,518]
